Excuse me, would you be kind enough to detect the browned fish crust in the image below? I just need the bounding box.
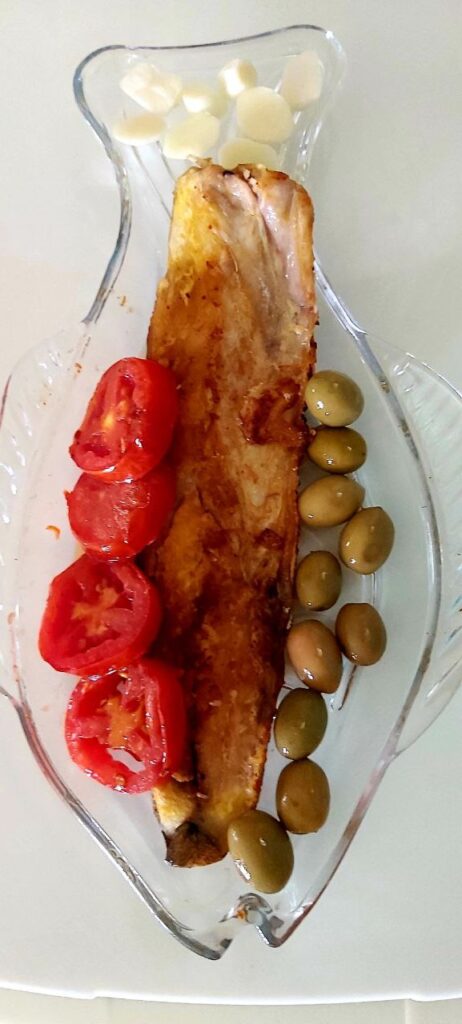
[147,164,317,865]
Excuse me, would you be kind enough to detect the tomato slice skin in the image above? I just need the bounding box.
[66,463,176,560]
[69,358,178,482]
[123,659,188,780]
[39,555,162,676]
[64,661,187,793]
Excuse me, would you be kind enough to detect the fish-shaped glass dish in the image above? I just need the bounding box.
[1,25,461,959]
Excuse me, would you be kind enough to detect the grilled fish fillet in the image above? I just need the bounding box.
[147,163,317,866]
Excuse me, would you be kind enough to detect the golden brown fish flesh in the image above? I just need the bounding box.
[146,163,317,866]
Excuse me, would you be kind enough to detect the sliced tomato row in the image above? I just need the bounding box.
[39,357,186,794]
[67,358,178,561]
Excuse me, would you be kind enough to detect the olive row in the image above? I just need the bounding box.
[288,370,393,687]
[227,688,330,894]
[226,370,395,894]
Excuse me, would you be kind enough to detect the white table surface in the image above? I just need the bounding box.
[1,0,462,1018]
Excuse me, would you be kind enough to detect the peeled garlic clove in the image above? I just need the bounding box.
[112,112,164,145]
[120,62,155,93]
[280,51,324,110]
[218,137,280,170]
[120,62,182,115]
[218,58,257,97]
[182,80,228,117]
[162,112,220,160]
[236,86,293,144]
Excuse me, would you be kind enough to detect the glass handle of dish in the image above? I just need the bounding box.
[315,261,462,752]
[376,345,462,753]
[0,325,90,704]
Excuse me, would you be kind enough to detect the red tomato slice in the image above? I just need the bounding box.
[39,555,161,676]
[70,358,178,482]
[123,659,188,780]
[64,661,187,793]
[66,463,176,560]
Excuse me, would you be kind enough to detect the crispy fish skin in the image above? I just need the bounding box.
[147,164,317,866]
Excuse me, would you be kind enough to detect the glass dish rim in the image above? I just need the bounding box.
[0,25,447,960]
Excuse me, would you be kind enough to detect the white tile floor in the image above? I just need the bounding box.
[1,992,462,1023]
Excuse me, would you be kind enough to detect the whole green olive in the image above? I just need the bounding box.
[307,427,367,474]
[339,506,395,574]
[274,688,328,759]
[286,620,343,693]
[335,603,387,665]
[299,476,364,528]
[305,370,364,427]
[295,550,342,610]
[227,810,294,893]
[276,759,330,834]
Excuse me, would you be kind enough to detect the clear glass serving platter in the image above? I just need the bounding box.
[1,25,462,959]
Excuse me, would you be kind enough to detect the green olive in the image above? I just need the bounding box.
[307,427,367,474]
[305,370,364,427]
[339,506,394,574]
[274,688,328,759]
[299,476,364,528]
[335,603,387,665]
[227,810,294,893]
[276,760,330,834]
[295,550,342,610]
[286,620,343,693]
